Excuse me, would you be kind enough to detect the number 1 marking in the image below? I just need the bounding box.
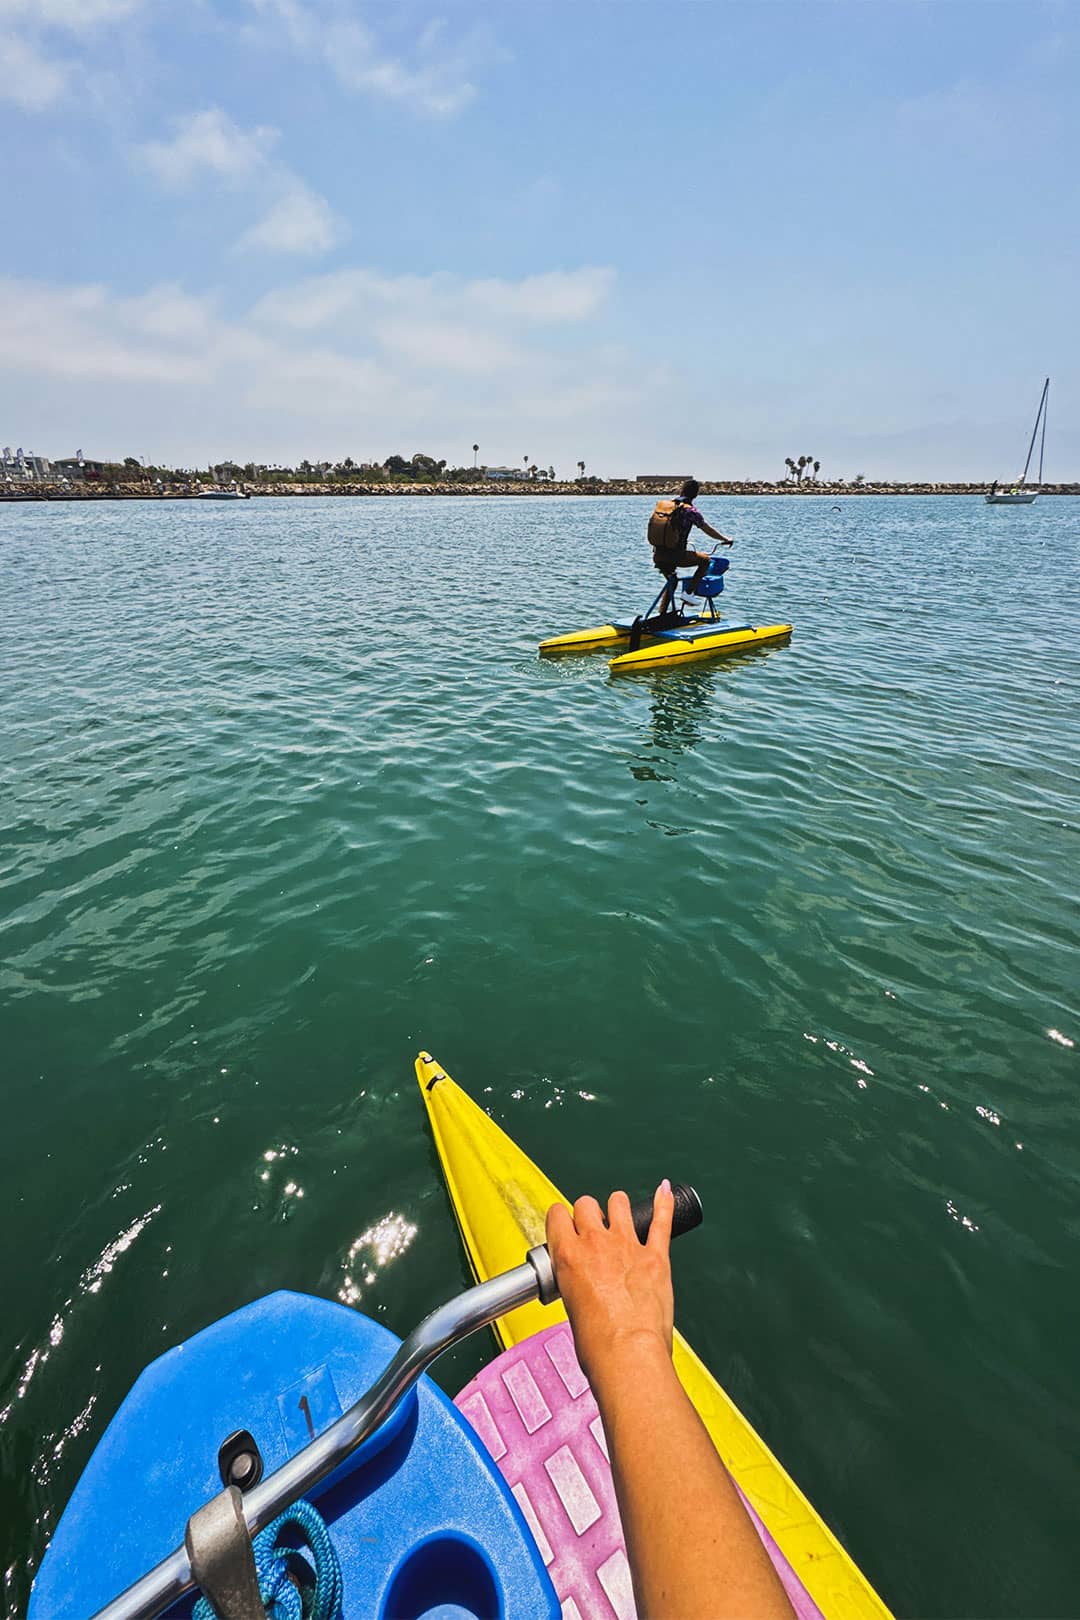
[298,1394,315,1438]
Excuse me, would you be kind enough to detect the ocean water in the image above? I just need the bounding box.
[1,494,1078,1618]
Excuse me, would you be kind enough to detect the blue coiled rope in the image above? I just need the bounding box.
[193,1498,343,1620]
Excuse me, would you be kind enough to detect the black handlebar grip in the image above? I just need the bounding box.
[527,1185,704,1306]
[627,1183,703,1244]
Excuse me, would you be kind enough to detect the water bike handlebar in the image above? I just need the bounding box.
[91,1185,703,1620]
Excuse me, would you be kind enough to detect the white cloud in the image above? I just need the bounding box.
[0,263,629,462]
[236,180,343,256]
[0,0,143,112]
[375,318,519,376]
[247,0,497,118]
[249,269,370,331]
[0,0,142,27]
[467,270,615,324]
[0,29,69,108]
[250,265,615,335]
[324,15,475,117]
[136,108,342,257]
[137,109,278,189]
[0,280,212,383]
[124,284,218,344]
[249,264,613,374]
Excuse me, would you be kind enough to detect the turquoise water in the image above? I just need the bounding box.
[2,494,1078,1617]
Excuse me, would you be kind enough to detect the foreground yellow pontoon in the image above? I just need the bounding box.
[416,1052,890,1619]
[540,554,792,673]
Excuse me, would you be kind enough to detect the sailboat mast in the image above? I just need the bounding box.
[1037,377,1049,485]
[1020,377,1049,485]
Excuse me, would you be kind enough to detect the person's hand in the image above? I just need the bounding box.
[546,1184,675,1394]
[723,536,735,546]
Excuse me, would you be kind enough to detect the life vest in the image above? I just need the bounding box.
[647,498,688,551]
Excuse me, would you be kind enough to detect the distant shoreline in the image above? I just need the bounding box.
[3,479,1079,503]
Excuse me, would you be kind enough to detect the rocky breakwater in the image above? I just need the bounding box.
[4,478,1079,502]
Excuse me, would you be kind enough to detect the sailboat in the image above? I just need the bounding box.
[986,377,1049,504]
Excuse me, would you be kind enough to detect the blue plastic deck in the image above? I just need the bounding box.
[30,1291,559,1620]
[652,621,756,642]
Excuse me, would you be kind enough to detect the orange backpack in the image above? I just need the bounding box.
[647,499,685,551]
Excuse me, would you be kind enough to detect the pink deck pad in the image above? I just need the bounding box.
[455,1322,824,1620]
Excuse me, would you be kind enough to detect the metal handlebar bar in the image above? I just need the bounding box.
[90,1255,545,1620]
[91,1186,702,1620]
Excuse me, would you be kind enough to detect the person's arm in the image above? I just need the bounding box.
[701,520,734,545]
[547,1187,794,1620]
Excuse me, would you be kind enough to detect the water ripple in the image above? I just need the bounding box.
[2,496,1079,1616]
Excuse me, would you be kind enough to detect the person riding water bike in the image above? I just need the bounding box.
[648,478,735,607]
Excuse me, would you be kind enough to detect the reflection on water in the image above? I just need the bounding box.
[647,671,713,757]
[629,669,713,780]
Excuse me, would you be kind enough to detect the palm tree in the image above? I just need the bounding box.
[549,465,555,481]
[812,460,820,481]
[472,443,479,468]
[577,460,585,479]
[796,456,807,483]
[784,457,796,482]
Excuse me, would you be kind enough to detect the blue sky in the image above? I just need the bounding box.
[2,0,1077,478]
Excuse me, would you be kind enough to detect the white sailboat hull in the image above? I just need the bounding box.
[987,378,1049,507]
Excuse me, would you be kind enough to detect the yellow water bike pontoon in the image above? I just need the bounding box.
[417,1053,891,1620]
[539,555,793,673]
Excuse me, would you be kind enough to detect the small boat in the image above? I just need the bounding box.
[418,1053,891,1620]
[541,555,792,673]
[985,378,1049,504]
[196,484,250,500]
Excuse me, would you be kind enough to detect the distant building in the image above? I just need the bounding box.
[635,475,691,485]
[1,448,51,482]
[52,456,107,480]
[482,466,525,481]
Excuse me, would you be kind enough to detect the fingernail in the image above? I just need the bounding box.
[659,1178,671,1195]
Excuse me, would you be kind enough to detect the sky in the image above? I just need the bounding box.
[1,0,1077,479]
